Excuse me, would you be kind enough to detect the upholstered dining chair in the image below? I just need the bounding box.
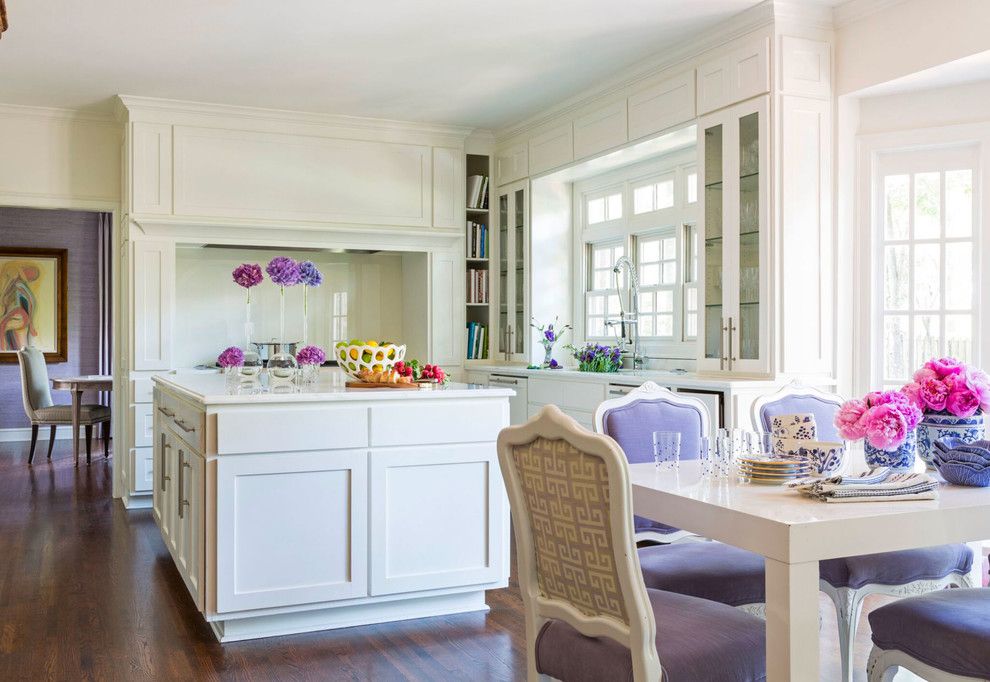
[752,380,976,682]
[594,382,767,618]
[17,346,111,464]
[867,587,990,682]
[497,404,767,682]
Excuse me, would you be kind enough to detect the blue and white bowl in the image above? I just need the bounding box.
[864,430,917,471]
[932,438,990,487]
[916,413,985,468]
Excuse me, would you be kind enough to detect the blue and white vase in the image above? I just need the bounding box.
[864,430,917,471]
[916,413,985,469]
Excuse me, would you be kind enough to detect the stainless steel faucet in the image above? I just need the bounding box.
[605,256,643,369]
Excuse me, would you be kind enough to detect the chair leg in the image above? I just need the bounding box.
[824,584,866,682]
[47,425,57,459]
[103,418,110,458]
[867,646,898,682]
[28,424,39,464]
[85,425,93,465]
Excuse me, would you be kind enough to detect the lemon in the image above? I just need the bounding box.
[366,340,379,347]
[372,364,383,373]
[349,348,359,360]
[386,348,396,359]
[375,351,385,361]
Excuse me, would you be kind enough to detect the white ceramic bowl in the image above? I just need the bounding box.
[334,343,406,381]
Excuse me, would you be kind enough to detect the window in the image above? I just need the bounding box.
[683,223,699,338]
[637,232,677,337]
[875,147,978,387]
[686,169,698,204]
[331,291,348,343]
[586,242,624,338]
[633,175,675,214]
[587,191,622,224]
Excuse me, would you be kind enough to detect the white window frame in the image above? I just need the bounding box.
[856,124,990,396]
[572,150,699,359]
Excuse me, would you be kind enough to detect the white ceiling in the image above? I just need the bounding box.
[0,0,772,129]
[856,50,990,98]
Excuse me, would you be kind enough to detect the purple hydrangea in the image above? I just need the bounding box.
[266,257,302,287]
[298,261,323,287]
[217,346,245,368]
[296,345,326,366]
[232,263,263,289]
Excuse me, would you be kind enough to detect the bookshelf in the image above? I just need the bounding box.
[465,153,491,362]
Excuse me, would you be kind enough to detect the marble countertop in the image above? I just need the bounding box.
[153,370,514,406]
[465,364,803,390]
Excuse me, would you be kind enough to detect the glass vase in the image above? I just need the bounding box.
[541,343,554,369]
[267,286,297,391]
[300,363,320,385]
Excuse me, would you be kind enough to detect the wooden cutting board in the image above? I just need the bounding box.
[345,381,423,390]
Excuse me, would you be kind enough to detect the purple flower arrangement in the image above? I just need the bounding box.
[296,345,326,366]
[836,390,923,451]
[902,357,990,418]
[266,257,302,287]
[568,342,623,373]
[232,263,263,289]
[531,317,572,368]
[217,346,245,368]
[298,261,323,287]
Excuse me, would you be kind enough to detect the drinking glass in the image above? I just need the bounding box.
[715,428,742,479]
[699,436,714,478]
[653,431,681,472]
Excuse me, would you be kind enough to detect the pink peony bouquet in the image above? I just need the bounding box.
[217,346,245,368]
[901,357,990,419]
[835,390,923,451]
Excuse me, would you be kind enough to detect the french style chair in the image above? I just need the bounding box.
[867,587,990,682]
[594,382,767,618]
[753,380,975,682]
[497,404,767,682]
[17,346,111,464]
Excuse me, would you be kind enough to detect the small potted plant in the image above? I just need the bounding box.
[217,346,245,390]
[531,317,572,369]
[567,342,624,373]
[835,390,923,471]
[901,357,990,467]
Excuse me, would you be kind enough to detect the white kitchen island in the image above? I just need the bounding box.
[151,372,513,642]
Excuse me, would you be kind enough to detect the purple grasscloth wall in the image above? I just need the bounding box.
[0,207,101,430]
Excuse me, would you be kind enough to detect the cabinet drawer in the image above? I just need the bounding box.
[130,447,154,493]
[528,379,606,412]
[131,404,154,448]
[216,406,369,454]
[370,399,507,447]
[170,399,205,452]
[132,378,154,403]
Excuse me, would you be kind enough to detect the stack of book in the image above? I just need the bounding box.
[466,322,488,360]
[467,175,489,209]
[467,269,488,304]
[466,221,487,258]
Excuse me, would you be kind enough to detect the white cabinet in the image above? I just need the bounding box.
[488,374,529,425]
[528,123,573,176]
[495,181,529,362]
[130,122,173,215]
[369,444,506,595]
[628,71,696,141]
[432,146,463,229]
[175,446,205,609]
[573,100,628,160]
[131,240,174,371]
[697,37,770,115]
[496,142,528,184]
[698,97,769,374]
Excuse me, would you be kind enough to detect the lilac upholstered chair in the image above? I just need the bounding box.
[595,382,767,618]
[594,381,707,544]
[753,380,976,682]
[497,404,766,682]
[867,588,990,682]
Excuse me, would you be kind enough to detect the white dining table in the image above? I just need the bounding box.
[630,460,990,682]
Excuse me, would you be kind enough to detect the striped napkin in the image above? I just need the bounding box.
[786,468,939,503]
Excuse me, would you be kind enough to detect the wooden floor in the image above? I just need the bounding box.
[0,440,915,681]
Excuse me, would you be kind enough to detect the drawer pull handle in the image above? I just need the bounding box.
[174,419,196,433]
[158,407,175,417]
[490,378,519,385]
[608,389,632,396]
[177,451,190,519]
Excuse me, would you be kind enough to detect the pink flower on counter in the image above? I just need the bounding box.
[919,377,950,412]
[946,389,981,418]
[901,382,924,410]
[863,404,909,452]
[925,356,964,378]
[217,346,245,368]
[232,263,263,289]
[963,368,990,413]
[835,399,869,440]
[913,367,938,384]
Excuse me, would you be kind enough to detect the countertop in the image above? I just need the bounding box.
[153,371,514,406]
[464,364,804,390]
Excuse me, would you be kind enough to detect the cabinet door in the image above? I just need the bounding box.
[699,109,729,371]
[215,450,369,613]
[176,449,205,610]
[158,430,176,553]
[369,444,507,595]
[152,417,165,530]
[167,441,183,559]
[131,240,174,371]
[495,181,529,362]
[496,142,528,184]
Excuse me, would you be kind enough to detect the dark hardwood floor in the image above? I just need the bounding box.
[0,440,912,681]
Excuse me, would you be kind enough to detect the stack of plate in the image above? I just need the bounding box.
[737,456,813,485]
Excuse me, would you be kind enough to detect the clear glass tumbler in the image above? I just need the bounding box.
[653,431,682,472]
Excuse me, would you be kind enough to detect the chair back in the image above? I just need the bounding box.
[17,346,53,420]
[751,380,844,442]
[497,405,661,681]
[594,381,710,463]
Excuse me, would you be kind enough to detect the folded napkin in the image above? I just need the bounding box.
[787,468,938,503]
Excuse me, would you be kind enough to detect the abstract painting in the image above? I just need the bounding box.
[0,248,67,363]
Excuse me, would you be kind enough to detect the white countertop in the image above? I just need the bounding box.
[153,371,514,405]
[466,364,797,390]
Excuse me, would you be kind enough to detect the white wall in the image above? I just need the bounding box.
[857,79,990,134]
[174,247,424,368]
[836,0,990,96]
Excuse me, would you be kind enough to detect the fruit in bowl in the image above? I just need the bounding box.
[334,340,406,381]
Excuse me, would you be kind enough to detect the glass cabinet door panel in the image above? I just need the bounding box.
[513,188,526,354]
[737,111,760,361]
[703,123,724,361]
[498,192,509,353]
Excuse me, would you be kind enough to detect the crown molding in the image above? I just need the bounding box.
[115,95,476,139]
[0,102,118,125]
[494,1,776,142]
[773,0,836,31]
[833,0,908,28]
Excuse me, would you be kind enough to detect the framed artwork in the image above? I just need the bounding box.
[0,247,68,363]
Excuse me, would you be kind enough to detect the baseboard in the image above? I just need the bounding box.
[0,427,80,443]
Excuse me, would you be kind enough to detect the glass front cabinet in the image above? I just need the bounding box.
[496,180,529,362]
[698,96,769,374]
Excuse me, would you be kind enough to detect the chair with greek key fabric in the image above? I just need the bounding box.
[498,404,766,682]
